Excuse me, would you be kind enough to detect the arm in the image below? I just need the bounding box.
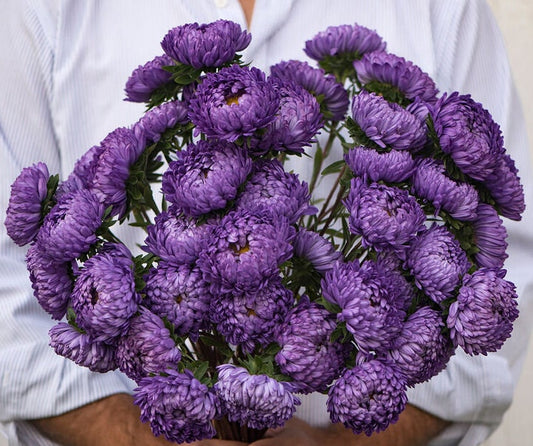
[30,394,246,446]
[251,406,449,446]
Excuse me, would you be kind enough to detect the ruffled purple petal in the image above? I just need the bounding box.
[5,162,50,246]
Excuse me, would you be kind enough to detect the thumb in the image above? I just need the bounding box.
[262,424,288,438]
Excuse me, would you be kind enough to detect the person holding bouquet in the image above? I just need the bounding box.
[1,1,532,445]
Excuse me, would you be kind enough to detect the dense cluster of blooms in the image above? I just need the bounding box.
[5,19,524,443]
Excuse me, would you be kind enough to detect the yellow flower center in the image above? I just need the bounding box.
[246,308,257,317]
[230,242,250,256]
[226,95,240,106]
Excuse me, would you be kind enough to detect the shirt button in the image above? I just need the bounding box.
[214,0,228,8]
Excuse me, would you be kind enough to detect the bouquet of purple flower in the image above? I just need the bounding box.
[4,20,525,443]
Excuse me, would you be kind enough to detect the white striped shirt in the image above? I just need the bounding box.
[0,1,532,445]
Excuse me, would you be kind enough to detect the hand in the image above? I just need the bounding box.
[30,393,247,446]
[185,441,247,446]
[250,417,353,446]
[250,404,451,446]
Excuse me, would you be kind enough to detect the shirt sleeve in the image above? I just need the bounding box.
[0,0,134,431]
[407,1,533,444]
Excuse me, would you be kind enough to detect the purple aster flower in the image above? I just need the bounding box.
[386,307,454,386]
[60,145,106,196]
[430,92,504,181]
[322,260,406,353]
[327,359,407,436]
[235,159,315,224]
[162,139,252,217]
[91,127,146,218]
[276,336,346,394]
[134,369,219,444]
[71,243,140,342]
[211,276,293,352]
[351,91,427,151]
[344,178,426,252]
[354,51,438,103]
[447,268,519,355]
[374,250,416,312]
[407,97,431,123]
[275,297,335,344]
[133,100,189,144]
[26,244,73,320]
[251,79,323,155]
[304,24,386,62]
[49,322,117,373]
[188,65,280,142]
[344,146,415,183]
[116,306,181,382]
[472,203,508,269]
[270,60,349,121]
[181,81,199,103]
[143,210,209,266]
[124,54,174,103]
[215,364,300,430]
[293,228,342,274]
[198,209,294,293]
[405,224,470,304]
[483,154,525,221]
[36,189,104,262]
[275,298,347,393]
[144,263,212,341]
[161,20,251,69]
[5,162,50,246]
[411,158,479,221]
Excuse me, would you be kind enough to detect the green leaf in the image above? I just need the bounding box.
[317,297,341,315]
[342,218,350,243]
[312,145,323,176]
[66,308,87,334]
[321,160,346,176]
[363,80,411,107]
[262,343,282,356]
[198,334,219,348]
[344,116,382,151]
[318,52,360,82]
[66,308,77,326]
[323,228,344,239]
[192,360,210,382]
[164,63,203,86]
[46,174,59,197]
[199,334,233,359]
[330,322,351,344]
[40,174,60,220]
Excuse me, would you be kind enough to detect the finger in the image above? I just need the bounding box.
[248,439,278,445]
[262,426,286,438]
[202,439,249,446]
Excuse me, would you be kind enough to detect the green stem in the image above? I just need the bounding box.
[195,338,218,372]
[319,185,348,237]
[142,208,154,226]
[308,122,338,195]
[142,181,161,216]
[315,165,346,224]
[177,339,196,362]
[99,228,123,245]
[344,239,365,261]
[341,232,359,255]
[213,416,267,442]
